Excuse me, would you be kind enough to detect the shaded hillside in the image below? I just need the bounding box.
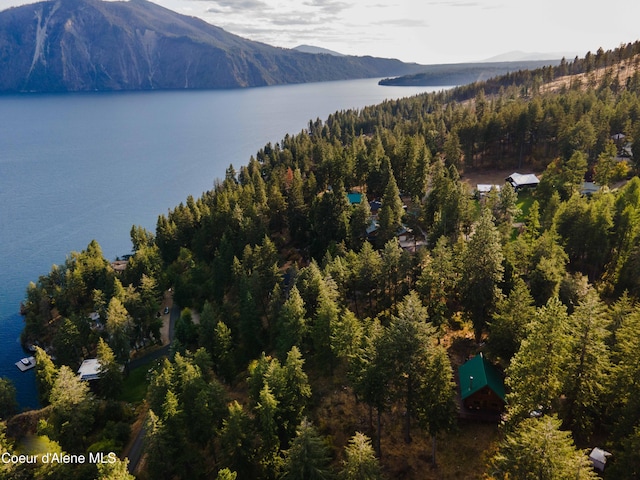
[0,0,423,92]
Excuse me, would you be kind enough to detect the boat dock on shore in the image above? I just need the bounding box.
[15,356,35,371]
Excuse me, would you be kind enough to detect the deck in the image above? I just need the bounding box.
[15,356,35,372]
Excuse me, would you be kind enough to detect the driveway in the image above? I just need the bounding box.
[125,300,179,474]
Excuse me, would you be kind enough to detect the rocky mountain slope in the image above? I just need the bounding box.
[0,0,423,92]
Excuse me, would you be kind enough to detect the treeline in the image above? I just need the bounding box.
[450,40,640,101]
[6,45,640,478]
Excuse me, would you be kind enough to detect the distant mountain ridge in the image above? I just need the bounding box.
[379,60,563,87]
[293,45,345,57]
[0,0,424,92]
[482,50,576,62]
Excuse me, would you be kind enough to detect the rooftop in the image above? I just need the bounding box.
[458,353,506,402]
[77,358,101,381]
[347,192,363,205]
[506,173,539,188]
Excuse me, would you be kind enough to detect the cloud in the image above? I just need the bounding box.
[199,0,269,10]
[302,0,350,10]
[374,18,428,27]
[427,1,481,6]
[270,15,326,26]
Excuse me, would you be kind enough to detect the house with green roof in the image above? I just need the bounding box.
[458,353,506,413]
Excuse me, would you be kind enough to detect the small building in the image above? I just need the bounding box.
[459,353,506,412]
[369,200,382,215]
[476,184,501,197]
[612,133,626,145]
[589,447,611,473]
[347,192,363,205]
[506,173,539,190]
[111,260,128,273]
[77,358,102,381]
[580,182,600,196]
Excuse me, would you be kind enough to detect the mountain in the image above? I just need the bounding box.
[378,60,563,87]
[0,0,424,93]
[293,45,345,57]
[482,50,576,62]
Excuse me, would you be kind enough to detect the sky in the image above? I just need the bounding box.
[1,0,640,65]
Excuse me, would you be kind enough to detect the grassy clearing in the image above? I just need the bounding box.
[119,365,150,404]
[515,190,535,221]
[315,380,500,480]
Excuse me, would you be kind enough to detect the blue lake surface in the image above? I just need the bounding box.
[0,79,446,409]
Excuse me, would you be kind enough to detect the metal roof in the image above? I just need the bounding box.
[77,358,101,381]
[458,353,506,402]
[506,173,539,187]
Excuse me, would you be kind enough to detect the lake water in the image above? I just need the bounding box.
[0,78,446,409]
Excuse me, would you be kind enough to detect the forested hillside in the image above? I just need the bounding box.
[6,41,640,479]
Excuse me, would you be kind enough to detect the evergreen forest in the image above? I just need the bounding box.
[5,41,640,479]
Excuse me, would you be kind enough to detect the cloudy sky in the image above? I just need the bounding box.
[2,0,639,64]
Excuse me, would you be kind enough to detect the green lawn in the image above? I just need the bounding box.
[516,190,535,221]
[119,365,150,404]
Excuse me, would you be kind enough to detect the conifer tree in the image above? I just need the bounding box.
[312,289,340,372]
[281,418,334,480]
[382,292,435,443]
[490,415,597,480]
[416,236,458,333]
[349,319,388,456]
[339,432,384,480]
[460,208,504,341]
[215,468,238,480]
[0,378,17,420]
[106,297,132,362]
[34,346,58,406]
[528,230,568,306]
[220,401,256,479]
[49,365,94,450]
[255,384,282,479]
[416,345,457,466]
[487,278,535,363]
[96,458,135,480]
[97,337,123,399]
[562,290,610,439]
[607,304,640,440]
[276,286,308,358]
[376,165,404,247]
[506,298,569,425]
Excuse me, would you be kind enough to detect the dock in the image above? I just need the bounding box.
[15,356,35,372]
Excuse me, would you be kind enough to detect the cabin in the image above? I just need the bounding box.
[77,358,102,381]
[396,226,427,252]
[458,353,506,413]
[506,172,539,191]
[476,184,501,197]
